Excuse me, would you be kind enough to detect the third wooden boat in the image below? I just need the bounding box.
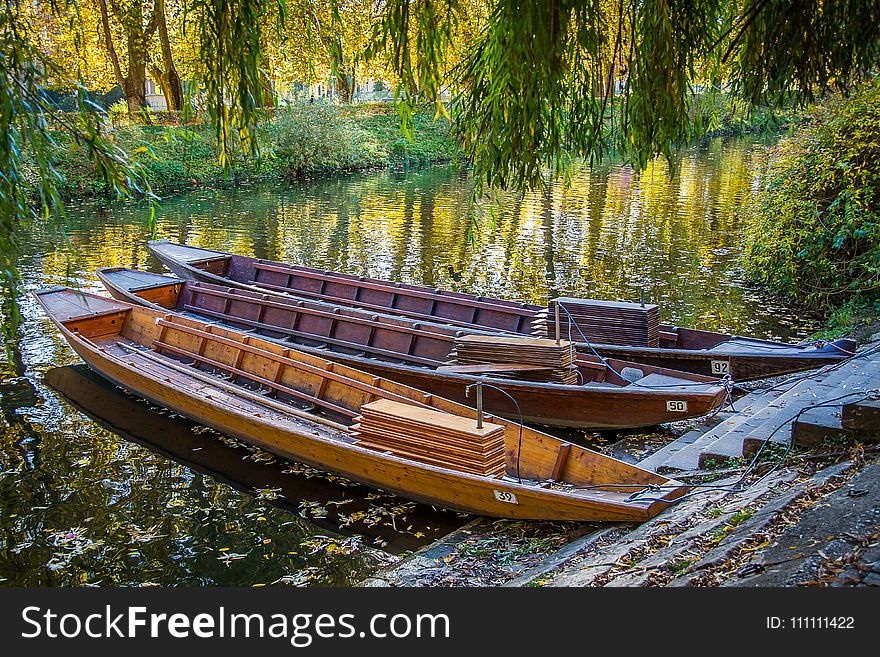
[148,239,856,381]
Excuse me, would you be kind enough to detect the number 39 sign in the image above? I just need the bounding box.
[493,490,519,504]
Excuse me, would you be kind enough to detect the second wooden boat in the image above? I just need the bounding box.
[99,267,731,429]
[34,286,687,521]
[148,239,856,381]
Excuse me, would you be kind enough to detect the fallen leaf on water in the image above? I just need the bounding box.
[254,487,283,500]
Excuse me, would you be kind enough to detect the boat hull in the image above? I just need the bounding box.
[57,337,666,520]
[100,268,730,429]
[579,342,853,381]
[264,348,727,429]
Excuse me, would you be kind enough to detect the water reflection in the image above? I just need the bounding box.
[1,137,819,586]
[0,365,462,587]
[13,138,812,341]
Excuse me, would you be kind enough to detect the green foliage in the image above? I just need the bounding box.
[108,100,130,126]
[743,82,880,311]
[367,0,880,190]
[368,0,458,134]
[191,0,277,166]
[357,110,456,165]
[812,296,880,341]
[690,92,803,140]
[0,2,150,366]
[31,105,457,198]
[734,1,880,107]
[668,557,696,575]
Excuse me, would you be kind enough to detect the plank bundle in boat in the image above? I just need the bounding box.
[549,297,660,348]
[351,399,507,477]
[449,334,578,384]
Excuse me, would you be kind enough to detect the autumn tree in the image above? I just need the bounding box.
[95,0,186,112]
[258,0,390,105]
[369,0,880,189]
[0,1,149,361]
[321,0,377,103]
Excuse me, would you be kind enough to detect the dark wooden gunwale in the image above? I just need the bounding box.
[99,267,730,429]
[148,240,856,380]
[34,285,688,521]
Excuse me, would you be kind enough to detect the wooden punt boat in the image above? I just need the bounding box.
[148,239,856,381]
[99,267,731,429]
[33,286,687,521]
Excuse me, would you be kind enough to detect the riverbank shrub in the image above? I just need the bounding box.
[267,104,384,173]
[743,82,880,314]
[690,92,803,140]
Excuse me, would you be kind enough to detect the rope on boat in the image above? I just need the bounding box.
[612,388,879,505]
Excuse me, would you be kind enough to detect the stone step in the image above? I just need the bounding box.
[673,382,820,469]
[740,358,880,457]
[646,388,790,472]
[642,352,879,473]
[792,404,880,448]
[842,397,880,431]
[665,461,854,587]
[702,382,840,465]
[606,470,805,587]
[637,429,704,472]
[538,475,745,587]
[723,463,878,587]
[700,356,880,465]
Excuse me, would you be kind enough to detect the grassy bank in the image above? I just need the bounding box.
[743,82,880,341]
[48,93,798,200]
[46,103,459,198]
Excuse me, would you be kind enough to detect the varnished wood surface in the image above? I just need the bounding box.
[101,269,732,428]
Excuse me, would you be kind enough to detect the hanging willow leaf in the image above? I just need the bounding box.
[367,0,880,190]
[0,1,152,365]
[190,0,289,166]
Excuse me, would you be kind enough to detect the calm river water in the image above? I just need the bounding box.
[0,137,818,586]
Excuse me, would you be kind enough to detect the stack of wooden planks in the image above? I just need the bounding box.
[549,297,660,347]
[351,399,506,477]
[449,334,578,384]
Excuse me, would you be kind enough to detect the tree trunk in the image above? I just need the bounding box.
[124,3,148,113]
[99,0,161,115]
[154,0,183,110]
[97,0,126,95]
[124,55,147,114]
[261,75,275,108]
[150,66,181,113]
[336,67,354,104]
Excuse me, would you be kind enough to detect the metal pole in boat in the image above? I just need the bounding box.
[475,381,484,429]
[555,300,561,345]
